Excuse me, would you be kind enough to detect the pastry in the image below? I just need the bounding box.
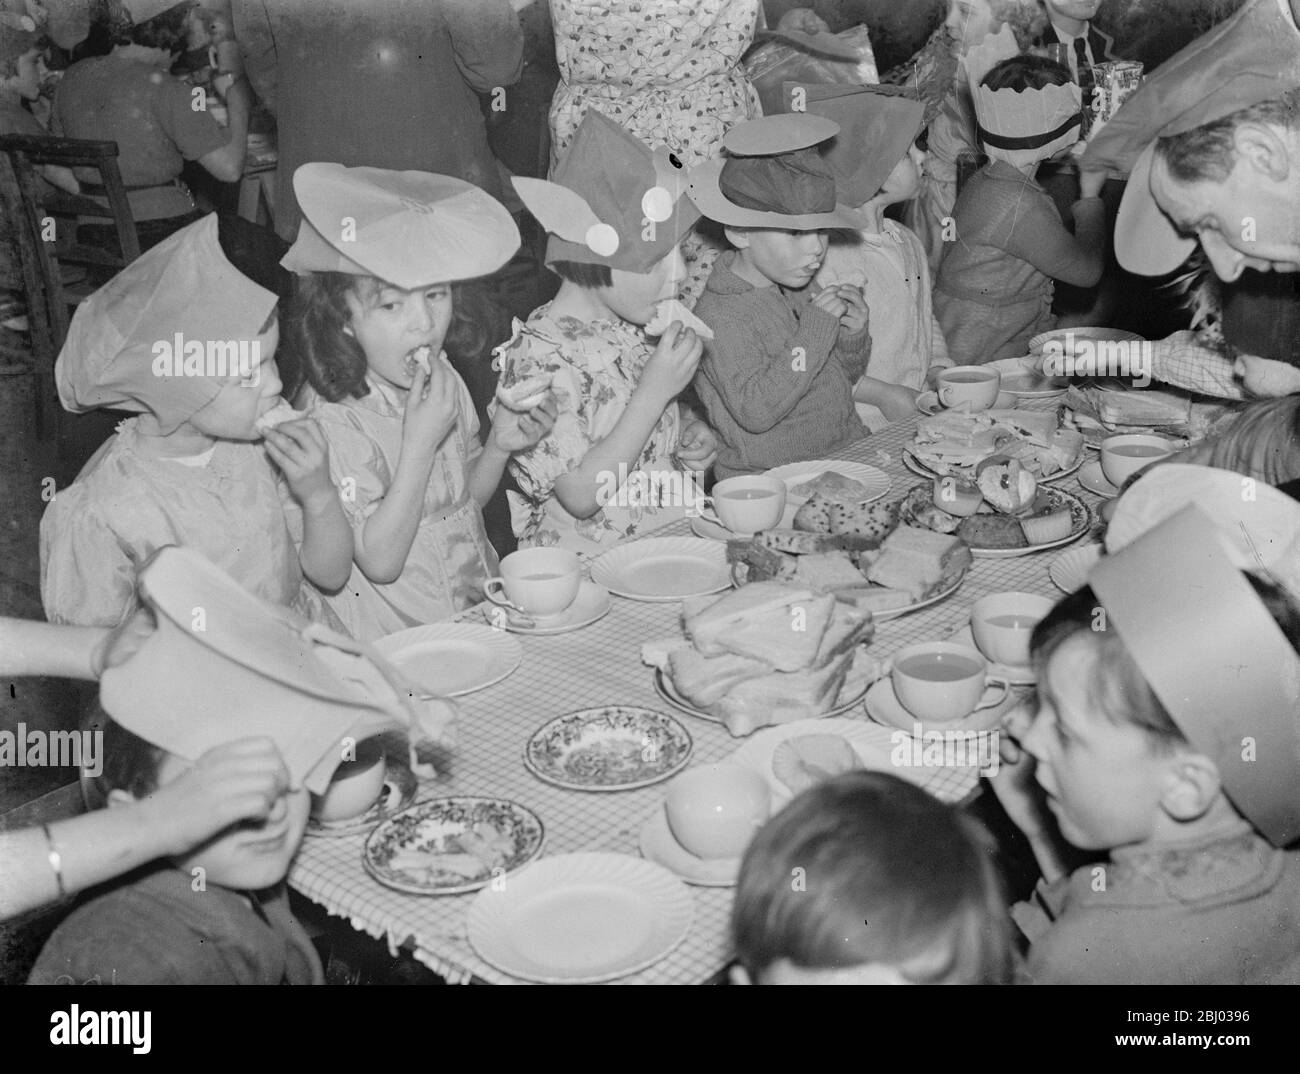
[826,499,900,541]
[956,514,1029,549]
[789,471,873,502]
[772,734,860,795]
[1019,496,1074,543]
[976,455,1038,513]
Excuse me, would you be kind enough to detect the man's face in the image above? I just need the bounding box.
[1150,138,1300,281]
[1044,0,1102,24]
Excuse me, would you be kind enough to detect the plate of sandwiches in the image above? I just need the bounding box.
[762,462,892,506]
[640,582,884,738]
[724,495,972,619]
[905,408,1085,483]
[900,475,1092,558]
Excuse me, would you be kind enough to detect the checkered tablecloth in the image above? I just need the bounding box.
[290,402,1104,985]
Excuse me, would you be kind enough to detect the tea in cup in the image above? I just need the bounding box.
[937,366,1001,412]
[312,738,387,823]
[699,475,787,535]
[665,763,771,860]
[484,547,581,619]
[1100,433,1173,488]
[970,592,1056,668]
[891,642,1010,724]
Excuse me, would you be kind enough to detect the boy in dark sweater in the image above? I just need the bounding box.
[687,116,872,479]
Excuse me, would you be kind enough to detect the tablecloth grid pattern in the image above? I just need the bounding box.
[290,401,1104,985]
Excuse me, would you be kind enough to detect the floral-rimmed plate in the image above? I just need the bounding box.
[305,757,418,839]
[523,706,693,792]
[466,852,693,983]
[902,482,1092,559]
[362,796,545,896]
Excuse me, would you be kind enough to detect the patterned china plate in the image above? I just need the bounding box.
[903,482,1092,558]
[467,853,693,983]
[363,797,545,896]
[523,706,693,792]
[589,537,731,602]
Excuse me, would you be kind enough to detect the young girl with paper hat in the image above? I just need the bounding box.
[492,111,719,554]
[993,498,1300,983]
[687,113,871,478]
[30,547,455,984]
[934,36,1107,365]
[40,214,352,629]
[283,163,556,639]
[795,85,953,431]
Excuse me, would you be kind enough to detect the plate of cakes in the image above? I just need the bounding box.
[904,408,1085,483]
[897,461,1092,558]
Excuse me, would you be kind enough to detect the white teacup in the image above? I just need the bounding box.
[312,739,386,822]
[699,475,787,535]
[937,366,1001,412]
[1100,433,1173,488]
[970,592,1056,669]
[485,547,581,619]
[891,642,1010,724]
[665,763,771,860]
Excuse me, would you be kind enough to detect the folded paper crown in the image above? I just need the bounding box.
[514,110,700,275]
[99,548,456,795]
[1090,506,1300,847]
[56,215,277,434]
[282,163,520,289]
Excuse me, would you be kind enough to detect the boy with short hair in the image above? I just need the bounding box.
[687,115,872,479]
[730,770,1013,985]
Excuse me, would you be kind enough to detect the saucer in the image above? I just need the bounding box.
[638,804,739,887]
[915,391,1015,416]
[485,581,612,635]
[1076,458,1119,499]
[947,625,1036,686]
[689,502,798,541]
[864,677,1013,737]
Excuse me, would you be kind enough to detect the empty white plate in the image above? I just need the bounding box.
[374,622,522,696]
[467,853,693,983]
[589,537,731,602]
[1076,458,1119,498]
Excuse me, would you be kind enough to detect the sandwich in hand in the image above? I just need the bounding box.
[645,298,715,341]
[255,400,305,435]
[495,371,555,411]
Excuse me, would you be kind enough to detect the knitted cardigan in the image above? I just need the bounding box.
[692,252,870,479]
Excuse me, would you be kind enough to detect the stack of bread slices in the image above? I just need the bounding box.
[642,582,876,737]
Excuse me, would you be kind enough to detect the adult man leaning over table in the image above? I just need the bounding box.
[1079,0,1300,487]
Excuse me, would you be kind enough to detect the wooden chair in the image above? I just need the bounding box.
[0,134,140,442]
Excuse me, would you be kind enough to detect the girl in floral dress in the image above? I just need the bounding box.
[547,0,763,305]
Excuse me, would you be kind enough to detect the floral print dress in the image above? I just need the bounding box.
[493,305,688,555]
[548,0,763,305]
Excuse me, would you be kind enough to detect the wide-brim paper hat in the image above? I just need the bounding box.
[967,26,1083,169]
[1090,505,1300,847]
[282,163,520,289]
[99,547,457,796]
[782,83,926,206]
[121,0,189,25]
[56,214,277,434]
[513,110,700,275]
[687,114,866,230]
[1084,0,1300,276]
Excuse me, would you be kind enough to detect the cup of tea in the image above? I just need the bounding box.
[1100,433,1173,488]
[937,366,1001,412]
[665,763,771,860]
[311,739,386,823]
[484,547,581,619]
[699,475,787,535]
[970,592,1057,669]
[891,642,1011,724]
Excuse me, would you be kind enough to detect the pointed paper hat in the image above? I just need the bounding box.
[1084,0,1300,276]
[782,83,926,205]
[99,548,457,795]
[967,26,1083,168]
[687,114,866,230]
[282,163,520,289]
[56,214,277,434]
[514,110,700,275]
[1090,506,1300,847]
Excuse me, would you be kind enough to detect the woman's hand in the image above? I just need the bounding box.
[401,360,459,457]
[139,738,293,856]
[489,394,559,453]
[676,418,719,472]
[264,419,337,510]
[638,322,703,407]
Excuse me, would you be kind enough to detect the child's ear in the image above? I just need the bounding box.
[1159,751,1222,823]
[723,226,750,250]
[1233,122,1290,182]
